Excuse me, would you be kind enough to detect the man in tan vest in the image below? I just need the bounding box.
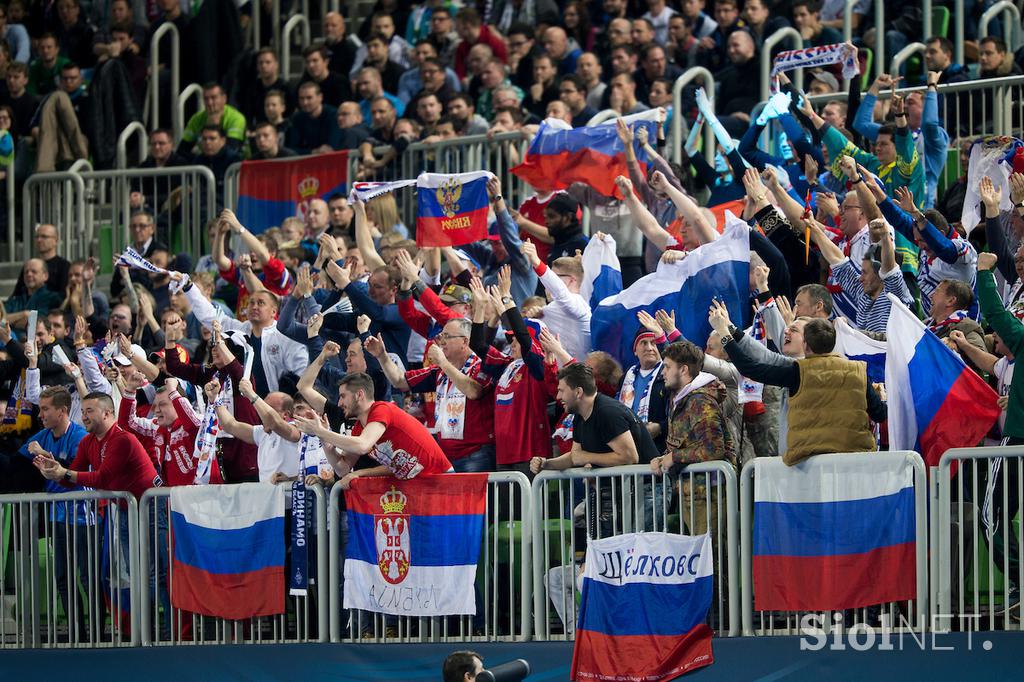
[709,301,886,464]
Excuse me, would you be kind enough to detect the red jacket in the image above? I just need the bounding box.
[66,424,161,500]
[454,25,508,78]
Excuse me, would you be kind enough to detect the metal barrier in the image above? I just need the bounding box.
[148,22,180,136]
[0,491,140,648]
[890,42,927,77]
[761,28,804,103]
[138,485,328,646]
[23,170,88,262]
[282,15,312,82]
[327,472,533,643]
[739,451,929,637]
[936,446,1024,632]
[176,83,204,145]
[980,0,1023,52]
[872,0,885,77]
[3,149,14,262]
[954,0,965,66]
[670,67,716,166]
[530,462,739,640]
[585,109,620,126]
[116,122,148,170]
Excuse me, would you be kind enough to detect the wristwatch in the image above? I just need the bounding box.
[501,296,514,305]
[62,469,72,482]
[492,195,503,203]
[1015,201,1024,210]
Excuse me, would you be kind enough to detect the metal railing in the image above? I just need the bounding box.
[740,451,929,637]
[890,42,927,78]
[282,15,312,82]
[147,22,180,136]
[176,84,204,145]
[936,446,1024,633]
[138,486,328,646]
[980,1,1023,52]
[328,472,533,643]
[116,122,148,170]
[530,462,739,641]
[761,28,804,103]
[3,149,14,262]
[23,170,88,262]
[0,491,140,648]
[670,67,716,166]
[873,0,885,77]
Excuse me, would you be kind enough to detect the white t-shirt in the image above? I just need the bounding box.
[252,425,300,483]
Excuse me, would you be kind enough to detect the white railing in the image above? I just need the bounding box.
[147,22,180,134]
[890,42,927,77]
[282,14,312,82]
[116,121,148,170]
[980,0,1023,52]
[670,67,716,166]
[176,83,204,145]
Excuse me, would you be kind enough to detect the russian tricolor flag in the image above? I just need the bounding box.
[833,319,886,385]
[885,294,1001,469]
[344,474,487,616]
[416,171,494,247]
[169,483,285,620]
[591,212,749,368]
[237,150,349,233]
[571,532,714,682]
[580,233,623,310]
[513,110,662,199]
[753,453,918,611]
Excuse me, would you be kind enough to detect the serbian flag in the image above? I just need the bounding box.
[571,532,714,682]
[416,171,494,247]
[513,110,662,199]
[753,452,918,611]
[237,150,349,233]
[169,483,286,619]
[885,294,1001,469]
[344,474,487,616]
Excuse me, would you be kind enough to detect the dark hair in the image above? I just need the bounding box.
[803,318,836,354]
[455,7,481,26]
[557,362,597,396]
[494,105,525,125]
[876,124,896,140]
[940,279,974,310]
[791,0,823,12]
[612,43,637,57]
[924,208,951,236]
[980,36,1008,53]
[560,73,587,94]
[442,651,482,682]
[201,81,223,95]
[83,392,115,412]
[663,340,705,379]
[373,265,401,289]
[252,119,277,132]
[200,124,225,137]
[60,61,80,73]
[303,44,331,60]
[265,88,287,103]
[420,56,443,71]
[449,92,474,108]
[586,351,624,388]
[298,80,322,95]
[796,283,834,316]
[633,17,656,32]
[927,36,953,55]
[366,32,389,46]
[7,61,27,76]
[338,371,375,397]
[40,385,72,411]
[150,127,173,140]
[507,22,532,39]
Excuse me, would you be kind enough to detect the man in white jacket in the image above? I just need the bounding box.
[521,241,592,361]
[174,273,308,394]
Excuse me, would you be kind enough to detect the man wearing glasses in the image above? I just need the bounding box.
[12,223,69,297]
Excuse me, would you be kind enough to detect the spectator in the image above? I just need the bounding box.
[608,72,648,114]
[979,36,1022,80]
[446,93,489,135]
[453,8,507,80]
[351,12,412,74]
[407,56,457,114]
[820,0,868,32]
[355,66,405,123]
[177,83,245,156]
[54,0,96,68]
[743,0,790,46]
[28,33,69,96]
[414,91,443,135]
[427,6,459,68]
[681,0,719,40]
[0,3,29,63]
[2,62,38,140]
[330,101,372,150]
[12,223,69,297]
[643,0,678,44]
[475,58,520,121]
[323,12,360,77]
[559,74,597,128]
[712,30,759,116]
[924,36,969,85]
[524,53,559,119]
[91,0,146,63]
[285,82,337,155]
[793,283,834,319]
[505,24,537,90]
[542,27,581,76]
[301,44,352,108]
[631,18,657,47]
[263,89,290,141]
[576,52,607,111]
[635,42,682,105]
[251,119,296,160]
[489,0,558,35]
[240,48,289,125]
[4,258,63,330]
[361,32,406,95]
[792,0,842,48]
[398,42,459,105]
[191,125,241,202]
[327,194,355,240]
[32,60,91,172]
[521,241,592,361]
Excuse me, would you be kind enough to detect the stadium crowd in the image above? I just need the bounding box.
[0,0,1023,636]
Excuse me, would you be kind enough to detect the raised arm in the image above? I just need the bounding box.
[364,333,410,391]
[206,380,256,444]
[211,218,232,272]
[615,174,674,251]
[354,199,387,271]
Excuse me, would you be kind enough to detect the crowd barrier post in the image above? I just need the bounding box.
[922,0,933,43]
[760,28,804,104]
[115,122,149,170]
[148,22,180,135]
[22,170,86,262]
[0,490,140,649]
[530,462,739,641]
[873,0,885,77]
[281,14,312,82]
[328,472,532,644]
[890,42,927,79]
[740,451,928,638]
[980,1,1022,52]
[139,483,328,647]
[4,148,13,262]
[954,0,965,66]
[176,83,205,145]
[937,446,1024,633]
[585,109,620,126]
[669,67,716,166]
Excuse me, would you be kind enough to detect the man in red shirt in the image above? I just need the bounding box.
[367,317,496,472]
[294,372,452,488]
[118,376,224,487]
[453,7,507,79]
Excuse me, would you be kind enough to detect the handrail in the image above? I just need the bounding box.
[273,0,281,53]
[873,0,884,76]
[68,159,93,173]
[148,22,179,133]
[22,170,85,261]
[4,149,13,261]
[670,67,716,166]
[176,83,204,144]
[922,0,933,40]
[980,0,1022,52]
[116,121,148,170]
[760,27,803,103]
[282,14,312,82]
[585,109,620,126]
[890,42,927,77]
[954,0,965,66]
[842,0,856,44]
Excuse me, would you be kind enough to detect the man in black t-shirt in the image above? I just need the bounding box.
[531,363,658,536]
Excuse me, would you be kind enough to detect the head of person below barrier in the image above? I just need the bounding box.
[337,372,376,419]
[800,318,837,357]
[556,361,598,415]
[443,651,484,682]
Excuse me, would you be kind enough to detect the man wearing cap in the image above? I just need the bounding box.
[369,316,496,472]
[541,193,590,263]
[521,241,592,361]
[618,314,677,455]
[807,69,839,95]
